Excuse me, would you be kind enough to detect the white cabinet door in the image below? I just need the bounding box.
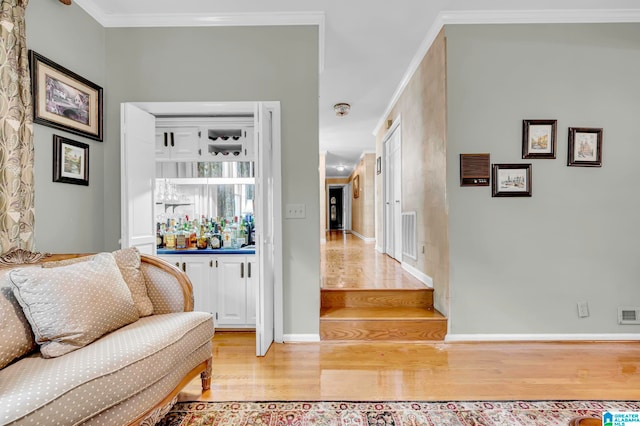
[246,255,257,326]
[183,256,213,314]
[216,256,247,326]
[156,127,201,161]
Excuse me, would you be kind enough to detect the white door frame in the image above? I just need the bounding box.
[122,100,283,345]
[382,117,402,260]
[327,183,351,231]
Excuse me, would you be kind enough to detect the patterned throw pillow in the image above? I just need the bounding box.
[0,269,37,368]
[9,253,140,358]
[42,247,154,317]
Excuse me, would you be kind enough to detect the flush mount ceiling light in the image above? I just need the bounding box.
[333,103,351,117]
[336,165,345,172]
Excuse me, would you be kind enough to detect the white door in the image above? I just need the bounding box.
[121,104,156,254]
[255,102,275,356]
[383,123,402,261]
[392,130,402,260]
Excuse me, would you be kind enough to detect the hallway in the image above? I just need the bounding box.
[321,230,426,290]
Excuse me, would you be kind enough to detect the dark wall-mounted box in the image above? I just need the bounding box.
[460,153,490,186]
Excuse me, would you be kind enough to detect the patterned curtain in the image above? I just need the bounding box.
[0,0,34,254]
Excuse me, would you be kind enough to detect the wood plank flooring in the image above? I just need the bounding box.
[179,332,640,402]
[321,231,425,289]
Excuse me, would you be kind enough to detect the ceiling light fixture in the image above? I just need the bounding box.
[336,165,345,172]
[333,103,351,117]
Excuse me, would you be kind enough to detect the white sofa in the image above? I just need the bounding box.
[0,248,214,425]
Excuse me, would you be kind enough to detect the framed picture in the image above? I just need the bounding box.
[376,156,382,175]
[353,174,360,198]
[492,163,532,197]
[567,127,603,167]
[53,135,89,186]
[29,50,103,141]
[522,119,556,159]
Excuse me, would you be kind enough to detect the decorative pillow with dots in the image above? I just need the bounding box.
[9,253,140,358]
[0,268,37,368]
[42,247,154,317]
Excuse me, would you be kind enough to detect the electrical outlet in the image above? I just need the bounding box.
[285,203,306,219]
[577,301,590,318]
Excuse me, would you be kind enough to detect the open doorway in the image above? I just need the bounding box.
[328,187,343,230]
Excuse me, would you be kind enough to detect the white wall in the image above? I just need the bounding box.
[446,23,640,336]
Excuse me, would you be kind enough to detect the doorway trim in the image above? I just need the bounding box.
[382,116,402,259]
[123,100,283,344]
[327,183,351,232]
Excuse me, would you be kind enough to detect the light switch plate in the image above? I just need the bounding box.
[285,203,306,219]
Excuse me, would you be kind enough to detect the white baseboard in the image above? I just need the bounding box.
[401,262,433,288]
[445,333,640,342]
[283,334,321,342]
[350,230,376,243]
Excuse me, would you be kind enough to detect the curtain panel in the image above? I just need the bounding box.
[0,0,34,254]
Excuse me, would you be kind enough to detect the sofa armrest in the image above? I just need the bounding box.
[140,254,194,313]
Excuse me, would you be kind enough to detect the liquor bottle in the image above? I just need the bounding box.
[175,218,188,249]
[197,223,209,249]
[189,220,198,249]
[164,223,176,249]
[156,222,165,249]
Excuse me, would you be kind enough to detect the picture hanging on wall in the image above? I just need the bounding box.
[522,119,557,159]
[567,127,603,167]
[353,174,360,198]
[29,50,104,141]
[53,135,89,186]
[491,163,531,197]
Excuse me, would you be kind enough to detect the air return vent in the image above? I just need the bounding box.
[618,307,640,325]
[402,211,417,260]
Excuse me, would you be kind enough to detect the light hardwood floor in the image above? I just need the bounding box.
[321,231,424,289]
[178,230,640,403]
[181,332,640,402]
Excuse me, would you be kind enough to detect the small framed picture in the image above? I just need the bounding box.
[492,163,532,197]
[522,119,557,159]
[29,50,103,141]
[53,135,89,186]
[353,174,360,198]
[567,127,603,167]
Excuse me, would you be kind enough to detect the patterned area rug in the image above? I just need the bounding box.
[158,400,640,425]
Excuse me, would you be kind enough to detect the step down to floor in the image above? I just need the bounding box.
[320,306,447,341]
[321,289,434,309]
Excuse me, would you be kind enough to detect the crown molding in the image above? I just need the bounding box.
[73,1,325,72]
[373,8,640,136]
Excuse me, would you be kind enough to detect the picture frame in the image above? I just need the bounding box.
[353,174,360,198]
[53,135,89,186]
[492,163,532,197]
[29,50,103,141]
[522,119,556,159]
[567,127,603,167]
[376,156,382,175]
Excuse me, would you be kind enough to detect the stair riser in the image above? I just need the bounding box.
[321,290,433,309]
[320,319,447,341]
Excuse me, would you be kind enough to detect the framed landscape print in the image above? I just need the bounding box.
[53,135,89,186]
[522,119,557,159]
[567,127,603,167]
[29,50,103,141]
[492,163,532,197]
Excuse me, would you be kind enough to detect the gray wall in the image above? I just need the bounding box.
[104,26,320,336]
[26,1,106,253]
[26,4,320,336]
[446,24,640,335]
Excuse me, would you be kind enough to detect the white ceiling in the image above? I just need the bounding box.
[74,0,640,178]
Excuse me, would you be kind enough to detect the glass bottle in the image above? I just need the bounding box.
[164,221,176,250]
[175,218,188,249]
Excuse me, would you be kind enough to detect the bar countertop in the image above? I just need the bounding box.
[157,247,255,255]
